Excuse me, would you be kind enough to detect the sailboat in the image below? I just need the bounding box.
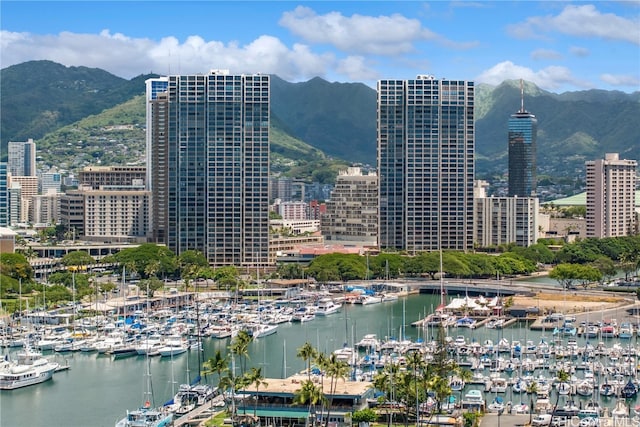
[247,261,278,338]
[115,356,173,427]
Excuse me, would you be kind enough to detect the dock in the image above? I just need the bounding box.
[173,396,225,427]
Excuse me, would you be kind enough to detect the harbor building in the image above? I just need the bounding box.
[7,138,36,177]
[508,81,538,197]
[322,167,378,247]
[377,75,475,252]
[586,153,637,238]
[146,71,270,267]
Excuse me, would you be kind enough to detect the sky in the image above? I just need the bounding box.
[1,1,639,93]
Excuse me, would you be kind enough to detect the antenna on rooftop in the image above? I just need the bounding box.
[520,78,525,113]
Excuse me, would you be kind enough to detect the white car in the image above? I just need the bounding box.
[532,414,552,426]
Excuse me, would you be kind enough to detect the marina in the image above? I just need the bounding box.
[2,284,640,426]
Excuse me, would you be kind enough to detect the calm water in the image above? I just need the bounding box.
[0,294,440,427]
[1,292,637,426]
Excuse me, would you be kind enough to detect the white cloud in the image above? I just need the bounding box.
[507,4,640,45]
[336,56,380,81]
[278,6,439,55]
[0,30,337,80]
[569,46,590,57]
[600,73,640,87]
[530,48,563,61]
[476,61,591,91]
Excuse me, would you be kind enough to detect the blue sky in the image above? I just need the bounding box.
[2,1,639,93]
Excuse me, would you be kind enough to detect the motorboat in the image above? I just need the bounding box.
[355,334,380,351]
[0,346,60,390]
[158,336,188,357]
[315,298,341,316]
[248,323,278,338]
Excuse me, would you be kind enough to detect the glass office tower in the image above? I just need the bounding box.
[377,75,475,253]
[508,99,537,197]
[146,71,270,267]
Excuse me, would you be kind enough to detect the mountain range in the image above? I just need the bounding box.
[1,60,638,182]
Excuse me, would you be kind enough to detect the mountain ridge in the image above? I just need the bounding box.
[2,61,638,182]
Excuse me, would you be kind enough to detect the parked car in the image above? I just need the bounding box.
[532,414,552,426]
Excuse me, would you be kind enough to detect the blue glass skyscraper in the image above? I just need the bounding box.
[508,85,537,197]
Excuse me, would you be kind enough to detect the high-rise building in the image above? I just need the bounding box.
[270,177,293,202]
[147,70,270,267]
[8,175,38,223]
[377,75,475,252]
[322,167,378,247]
[40,171,62,195]
[508,82,537,197]
[474,195,539,248]
[8,138,37,177]
[586,153,637,238]
[31,189,62,225]
[0,163,8,226]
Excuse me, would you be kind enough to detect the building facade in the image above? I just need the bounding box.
[585,153,637,238]
[147,71,270,267]
[378,75,475,252]
[474,196,539,248]
[31,190,62,226]
[40,171,62,195]
[275,201,309,220]
[322,167,378,247]
[82,187,150,241]
[0,163,8,227]
[78,166,146,189]
[508,89,537,197]
[8,139,36,177]
[8,175,38,223]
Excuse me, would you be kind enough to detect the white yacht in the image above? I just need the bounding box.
[158,336,188,357]
[248,323,278,338]
[315,298,341,316]
[0,346,60,390]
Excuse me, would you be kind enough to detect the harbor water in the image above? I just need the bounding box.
[1,292,639,426]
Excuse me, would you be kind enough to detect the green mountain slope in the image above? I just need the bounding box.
[2,61,638,180]
[0,60,153,152]
[271,75,377,165]
[35,90,339,180]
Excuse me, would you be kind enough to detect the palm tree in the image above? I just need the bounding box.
[229,330,253,376]
[371,362,401,427]
[456,368,474,409]
[297,342,318,382]
[293,379,327,427]
[219,369,238,417]
[202,349,228,386]
[405,351,426,422]
[550,369,570,425]
[526,380,539,426]
[245,367,268,417]
[323,353,350,427]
